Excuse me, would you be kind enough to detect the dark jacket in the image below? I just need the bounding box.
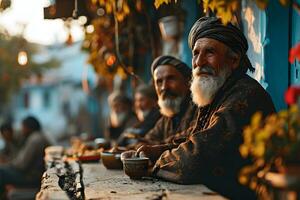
[11,131,50,184]
[105,112,138,141]
[0,137,21,162]
[144,96,198,144]
[117,108,162,146]
[154,70,276,200]
[133,108,162,137]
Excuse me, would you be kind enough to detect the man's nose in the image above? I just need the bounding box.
[193,54,205,69]
[161,80,169,91]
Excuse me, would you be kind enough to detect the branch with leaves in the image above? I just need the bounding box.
[84,0,155,81]
[154,0,294,24]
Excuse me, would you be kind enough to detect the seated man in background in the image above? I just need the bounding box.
[141,55,197,145]
[0,116,50,198]
[105,91,138,144]
[130,17,276,199]
[117,84,161,146]
[0,122,21,163]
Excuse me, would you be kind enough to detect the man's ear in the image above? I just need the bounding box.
[230,52,241,70]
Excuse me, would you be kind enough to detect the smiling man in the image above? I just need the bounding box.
[136,17,276,199]
[142,56,197,144]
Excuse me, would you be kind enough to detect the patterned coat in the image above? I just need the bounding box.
[144,96,198,144]
[154,70,276,199]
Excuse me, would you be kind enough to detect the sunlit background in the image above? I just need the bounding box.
[0,0,99,147]
[0,0,84,44]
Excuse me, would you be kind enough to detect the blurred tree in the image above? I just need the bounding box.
[0,32,59,107]
[0,0,11,12]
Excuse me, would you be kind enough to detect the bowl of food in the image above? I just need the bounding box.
[101,152,123,169]
[122,157,150,179]
[94,138,111,150]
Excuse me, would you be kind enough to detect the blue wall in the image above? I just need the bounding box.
[290,0,300,85]
[180,0,201,68]
[264,1,290,111]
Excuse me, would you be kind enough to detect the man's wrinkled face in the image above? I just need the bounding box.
[191,38,238,107]
[134,93,156,121]
[111,101,129,114]
[1,130,13,142]
[154,65,189,100]
[153,65,189,117]
[110,101,130,127]
[21,124,31,137]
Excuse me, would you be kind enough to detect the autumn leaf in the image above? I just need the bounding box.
[285,85,300,105]
[279,0,290,6]
[202,0,239,24]
[255,0,269,9]
[154,0,172,9]
[251,112,262,128]
[289,43,300,63]
[216,7,233,24]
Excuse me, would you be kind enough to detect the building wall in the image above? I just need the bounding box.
[180,0,202,67]
[290,0,300,85]
[242,1,289,111]
[264,1,290,111]
[11,42,98,143]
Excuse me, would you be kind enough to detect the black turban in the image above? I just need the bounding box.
[188,17,254,73]
[151,55,191,79]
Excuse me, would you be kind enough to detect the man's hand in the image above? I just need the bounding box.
[136,144,169,164]
[120,150,138,161]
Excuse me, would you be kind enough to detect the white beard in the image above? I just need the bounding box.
[158,96,183,117]
[110,111,128,127]
[136,109,150,122]
[190,66,230,107]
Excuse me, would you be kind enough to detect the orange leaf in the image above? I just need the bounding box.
[289,43,300,63]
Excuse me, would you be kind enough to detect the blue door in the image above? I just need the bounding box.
[290,0,300,85]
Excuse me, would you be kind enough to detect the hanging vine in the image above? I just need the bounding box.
[83,0,155,81]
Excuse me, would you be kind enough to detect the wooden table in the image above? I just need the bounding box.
[82,163,226,200]
[37,149,226,200]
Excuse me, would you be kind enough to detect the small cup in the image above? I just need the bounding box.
[123,157,150,179]
[101,152,123,169]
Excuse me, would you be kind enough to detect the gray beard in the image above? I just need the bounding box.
[190,67,230,107]
[158,96,183,117]
[110,111,128,127]
[136,109,151,122]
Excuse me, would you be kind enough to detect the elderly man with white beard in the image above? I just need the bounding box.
[143,56,197,142]
[119,55,197,152]
[125,56,198,156]
[104,91,138,143]
[134,17,276,199]
[116,84,161,146]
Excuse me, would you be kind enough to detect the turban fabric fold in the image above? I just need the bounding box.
[151,55,192,79]
[188,17,255,73]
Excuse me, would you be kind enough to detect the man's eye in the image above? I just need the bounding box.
[206,49,215,55]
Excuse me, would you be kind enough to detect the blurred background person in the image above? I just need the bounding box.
[0,122,21,163]
[142,55,197,144]
[118,84,161,146]
[105,91,138,144]
[134,84,160,126]
[0,116,49,198]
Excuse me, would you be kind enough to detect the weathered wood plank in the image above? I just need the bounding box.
[36,168,69,200]
[82,163,226,200]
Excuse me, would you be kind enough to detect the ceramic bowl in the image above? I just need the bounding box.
[94,138,111,150]
[122,157,150,179]
[101,152,123,169]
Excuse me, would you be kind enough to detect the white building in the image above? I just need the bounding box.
[11,41,98,144]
